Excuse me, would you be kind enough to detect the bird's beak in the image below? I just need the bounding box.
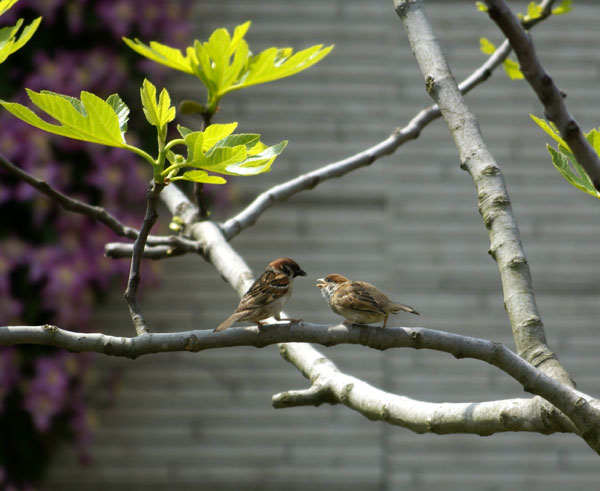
[296,268,307,277]
[316,278,326,288]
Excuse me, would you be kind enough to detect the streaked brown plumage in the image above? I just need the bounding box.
[214,258,306,332]
[316,273,419,327]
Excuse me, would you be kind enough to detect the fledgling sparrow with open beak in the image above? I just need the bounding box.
[316,274,419,327]
[214,257,307,332]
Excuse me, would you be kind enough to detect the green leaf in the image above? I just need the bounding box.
[503,58,524,80]
[201,122,238,150]
[106,93,129,138]
[0,89,128,147]
[530,114,568,148]
[173,170,227,184]
[182,131,205,163]
[479,37,496,55]
[0,16,41,64]
[552,0,572,15]
[126,21,332,112]
[523,2,543,22]
[585,128,600,155]
[122,37,194,74]
[547,145,600,198]
[475,1,488,12]
[140,79,175,129]
[229,43,333,96]
[0,0,19,16]
[207,133,260,153]
[211,140,288,176]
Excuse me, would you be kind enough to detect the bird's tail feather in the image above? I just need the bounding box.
[393,303,419,315]
[214,312,241,332]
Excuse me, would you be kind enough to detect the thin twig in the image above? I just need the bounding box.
[105,235,203,258]
[0,152,197,252]
[0,152,139,239]
[484,0,600,190]
[124,179,165,335]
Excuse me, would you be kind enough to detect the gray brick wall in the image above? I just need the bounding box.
[47,1,600,489]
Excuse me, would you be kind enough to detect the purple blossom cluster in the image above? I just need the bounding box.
[0,0,192,486]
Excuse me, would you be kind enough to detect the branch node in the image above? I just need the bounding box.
[43,324,58,334]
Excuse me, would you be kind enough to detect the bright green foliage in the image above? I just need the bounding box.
[0,90,130,147]
[479,37,496,55]
[123,21,333,113]
[164,124,287,184]
[0,0,19,15]
[0,83,287,185]
[140,79,175,129]
[503,58,524,80]
[478,37,524,80]
[0,0,41,65]
[475,1,488,12]
[518,2,544,22]
[552,0,572,15]
[531,114,600,199]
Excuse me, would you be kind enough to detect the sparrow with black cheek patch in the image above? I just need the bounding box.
[316,273,419,327]
[214,257,307,332]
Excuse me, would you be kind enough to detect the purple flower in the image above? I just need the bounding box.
[23,355,70,432]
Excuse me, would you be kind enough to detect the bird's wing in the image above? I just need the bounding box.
[334,281,386,314]
[235,270,290,313]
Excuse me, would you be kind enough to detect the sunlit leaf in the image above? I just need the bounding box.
[173,170,227,184]
[479,37,496,55]
[106,93,129,137]
[0,89,128,147]
[201,122,238,150]
[0,0,19,16]
[523,1,543,22]
[503,58,524,80]
[122,37,194,74]
[532,115,600,199]
[475,1,488,12]
[530,114,568,148]
[140,79,175,129]
[0,16,41,64]
[125,21,332,112]
[552,0,572,15]
[547,146,600,198]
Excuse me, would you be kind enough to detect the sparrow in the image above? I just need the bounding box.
[214,257,307,332]
[316,273,419,327]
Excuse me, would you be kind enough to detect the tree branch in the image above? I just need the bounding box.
[483,0,600,191]
[273,342,571,437]
[220,7,555,240]
[392,0,571,385]
[105,235,204,259]
[0,152,198,255]
[124,180,165,335]
[2,322,598,440]
[0,152,140,239]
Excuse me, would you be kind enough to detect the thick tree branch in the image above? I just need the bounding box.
[124,180,165,335]
[393,0,570,385]
[484,0,600,191]
[2,322,598,439]
[273,342,571,437]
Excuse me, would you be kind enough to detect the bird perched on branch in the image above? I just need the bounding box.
[214,257,307,332]
[316,273,419,327]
